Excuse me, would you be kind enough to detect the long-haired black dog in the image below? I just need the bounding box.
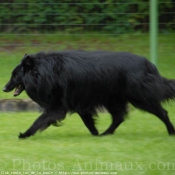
[3,51,175,138]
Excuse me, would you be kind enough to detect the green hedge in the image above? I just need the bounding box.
[0,0,174,33]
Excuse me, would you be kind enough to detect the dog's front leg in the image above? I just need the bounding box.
[19,111,48,139]
[18,109,66,139]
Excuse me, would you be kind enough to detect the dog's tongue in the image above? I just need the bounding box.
[14,87,20,96]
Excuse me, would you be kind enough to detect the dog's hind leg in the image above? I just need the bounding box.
[155,107,175,135]
[130,99,175,135]
[100,111,125,136]
[19,109,66,139]
[100,102,127,136]
[78,113,99,136]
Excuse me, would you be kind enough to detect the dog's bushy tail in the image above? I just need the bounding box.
[146,60,175,102]
[162,77,175,102]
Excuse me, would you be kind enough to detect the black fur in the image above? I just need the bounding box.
[3,50,175,138]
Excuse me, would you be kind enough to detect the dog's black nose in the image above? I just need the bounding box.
[3,87,7,92]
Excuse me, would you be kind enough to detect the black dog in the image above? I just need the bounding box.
[3,51,175,138]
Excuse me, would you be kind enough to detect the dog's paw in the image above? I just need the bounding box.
[91,130,99,136]
[169,131,175,136]
[18,132,27,139]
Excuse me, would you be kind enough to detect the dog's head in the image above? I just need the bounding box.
[3,54,34,97]
[3,62,25,96]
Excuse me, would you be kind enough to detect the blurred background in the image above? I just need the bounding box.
[0,0,175,100]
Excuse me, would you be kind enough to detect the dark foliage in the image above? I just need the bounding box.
[0,0,174,33]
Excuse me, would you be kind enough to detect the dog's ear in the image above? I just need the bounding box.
[22,54,34,72]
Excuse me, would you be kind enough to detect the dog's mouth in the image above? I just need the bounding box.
[14,85,24,96]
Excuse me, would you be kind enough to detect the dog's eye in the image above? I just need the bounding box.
[14,75,18,79]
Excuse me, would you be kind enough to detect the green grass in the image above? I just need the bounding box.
[0,109,175,174]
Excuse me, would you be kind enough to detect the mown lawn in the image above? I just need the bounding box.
[0,33,175,174]
[0,108,175,175]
